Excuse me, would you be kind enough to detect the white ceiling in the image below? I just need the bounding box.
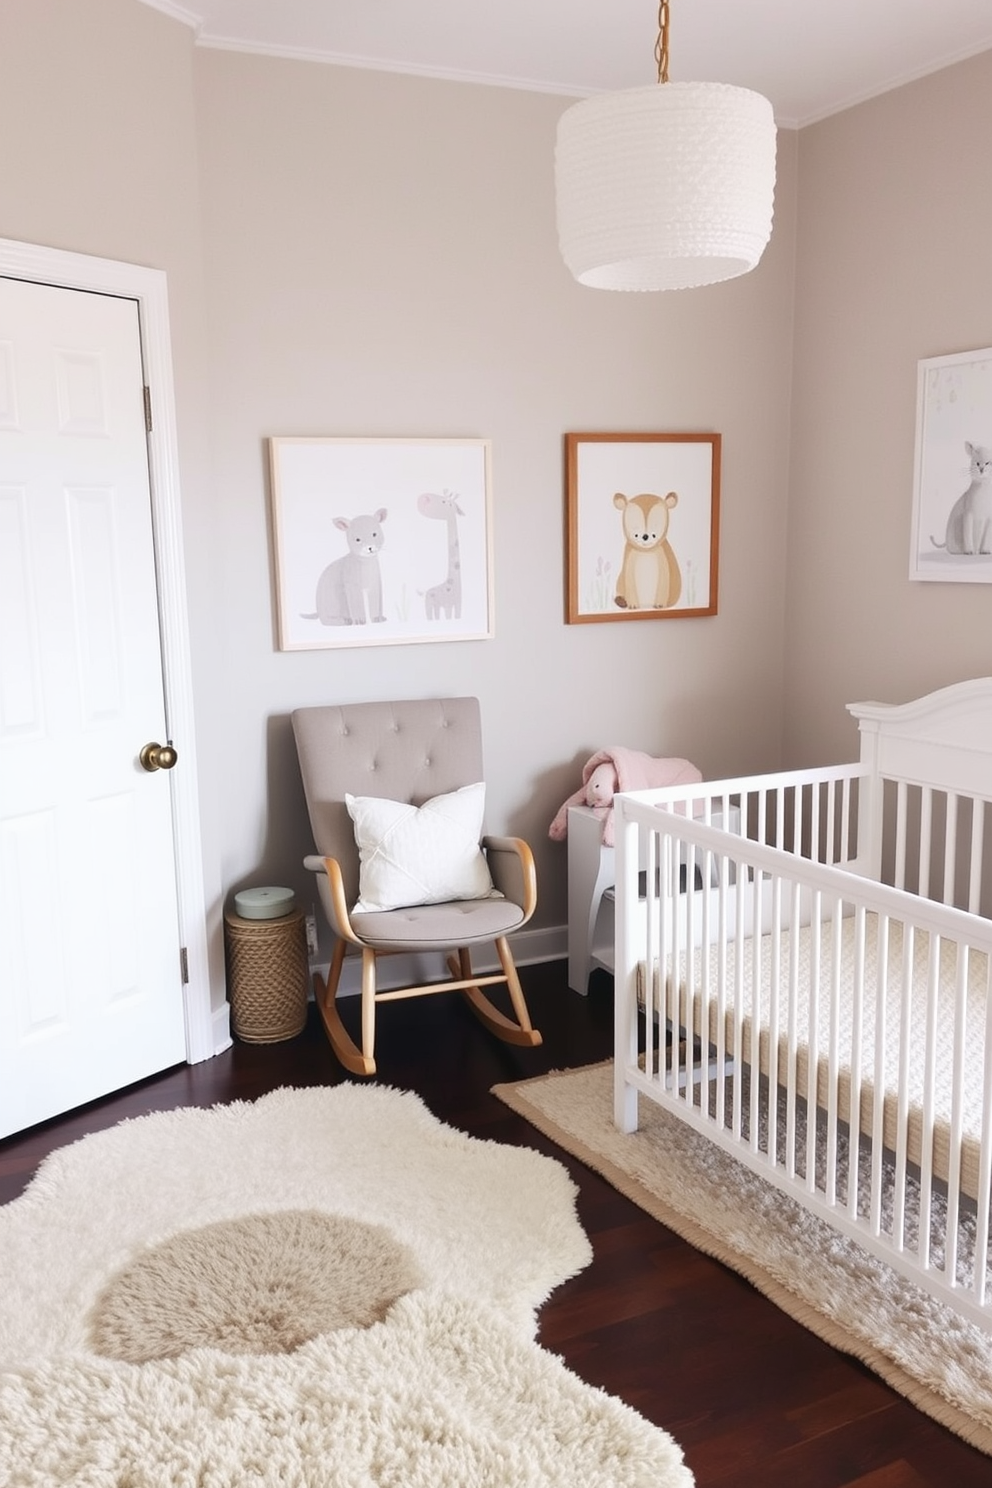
[143,0,992,129]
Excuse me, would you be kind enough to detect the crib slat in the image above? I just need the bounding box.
[715,841,730,1131]
[919,787,932,900]
[916,929,942,1272]
[810,783,821,865]
[731,873,746,1140]
[895,781,908,892]
[892,922,916,1251]
[943,794,958,907]
[793,785,803,858]
[767,872,783,1171]
[671,827,685,1101]
[847,904,867,1221]
[869,912,890,1239]
[825,894,843,1207]
[969,801,985,916]
[785,878,801,1181]
[825,779,837,866]
[805,890,822,1194]
[697,841,713,1114]
[645,824,658,1093]
[944,943,970,1291]
[974,956,992,1307]
[748,867,762,1152]
[687,845,701,1101]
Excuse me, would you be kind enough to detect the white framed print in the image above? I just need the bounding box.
[269,437,494,649]
[910,346,992,583]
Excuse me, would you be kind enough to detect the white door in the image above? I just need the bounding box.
[0,276,188,1138]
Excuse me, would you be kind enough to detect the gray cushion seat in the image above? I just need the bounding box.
[348,897,527,949]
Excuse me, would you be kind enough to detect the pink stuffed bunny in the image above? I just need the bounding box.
[549,748,702,846]
[545,760,619,839]
[583,760,618,809]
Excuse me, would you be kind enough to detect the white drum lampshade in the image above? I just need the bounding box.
[555,80,777,292]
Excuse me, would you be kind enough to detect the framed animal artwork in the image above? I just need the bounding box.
[268,437,494,649]
[910,346,992,583]
[564,432,721,623]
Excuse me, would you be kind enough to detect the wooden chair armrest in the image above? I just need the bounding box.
[303,854,363,945]
[483,835,538,922]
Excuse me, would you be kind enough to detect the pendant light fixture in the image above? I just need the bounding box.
[555,0,777,291]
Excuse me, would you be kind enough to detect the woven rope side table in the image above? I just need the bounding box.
[224,907,308,1043]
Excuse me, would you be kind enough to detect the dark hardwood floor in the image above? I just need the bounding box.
[2,960,990,1487]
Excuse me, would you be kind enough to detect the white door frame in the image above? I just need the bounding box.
[0,236,216,1063]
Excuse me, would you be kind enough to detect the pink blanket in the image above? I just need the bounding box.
[548,748,702,847]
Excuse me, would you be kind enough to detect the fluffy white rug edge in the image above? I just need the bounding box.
[0,1083,593,1364]
[0,1082,694,1488]
[0,1290,693,1488]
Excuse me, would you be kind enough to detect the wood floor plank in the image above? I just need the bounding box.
[845,1464,931,1488]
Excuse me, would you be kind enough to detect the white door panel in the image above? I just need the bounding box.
[0,278,187,1137]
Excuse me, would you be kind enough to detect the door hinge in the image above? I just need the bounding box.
[180,946,189,985]
[143,384,153,433]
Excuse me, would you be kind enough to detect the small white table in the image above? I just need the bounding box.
[566,801,739,995]
[566,806,620,995]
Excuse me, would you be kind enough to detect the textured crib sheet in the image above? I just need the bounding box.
[640,912,992,1198]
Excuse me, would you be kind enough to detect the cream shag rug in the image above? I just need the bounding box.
[493,1061,992,1457]
[0,1083,692,1488]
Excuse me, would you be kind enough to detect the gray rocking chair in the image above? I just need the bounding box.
[292,697,542,1076]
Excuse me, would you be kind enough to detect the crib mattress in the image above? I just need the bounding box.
[640,913,992,1199]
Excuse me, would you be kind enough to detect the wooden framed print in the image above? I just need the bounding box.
[565,431,720,622]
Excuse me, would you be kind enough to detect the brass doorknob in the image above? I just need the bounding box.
[139,741,179,772]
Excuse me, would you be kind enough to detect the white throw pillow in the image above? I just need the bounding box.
[346,782,498,913]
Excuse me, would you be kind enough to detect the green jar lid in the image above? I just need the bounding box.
[234,886,296,920]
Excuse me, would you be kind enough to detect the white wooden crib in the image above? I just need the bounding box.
[613,678,992,1331]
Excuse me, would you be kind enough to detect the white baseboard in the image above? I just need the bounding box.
[212,1000,232,1054]
[316,922,568,999]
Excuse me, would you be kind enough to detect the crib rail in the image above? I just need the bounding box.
[614,768,992,1332]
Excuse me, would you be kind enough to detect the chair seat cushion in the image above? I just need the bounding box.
[346,783,499,913]
[349,896,526,950]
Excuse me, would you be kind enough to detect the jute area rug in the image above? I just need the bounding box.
[0,1083,692,1488]
[492,1060,992,1458]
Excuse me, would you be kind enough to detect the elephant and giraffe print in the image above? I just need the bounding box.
[303,489,466,628]
[269,437,493,650]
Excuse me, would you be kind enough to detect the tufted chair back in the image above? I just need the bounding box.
[292,697,484,911]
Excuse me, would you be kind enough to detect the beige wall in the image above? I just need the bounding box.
[192,49,797,949]
[12,3,990,999]
[1,0,797,996]
[786,50,992,767]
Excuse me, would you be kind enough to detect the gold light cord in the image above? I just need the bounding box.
[655,0,670,83]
